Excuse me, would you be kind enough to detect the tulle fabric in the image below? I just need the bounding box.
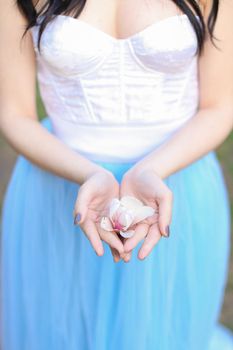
[1,117,233,350]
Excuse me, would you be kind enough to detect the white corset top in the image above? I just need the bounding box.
[31,14,199,162]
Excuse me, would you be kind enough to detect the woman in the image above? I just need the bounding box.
[0,0,233,349]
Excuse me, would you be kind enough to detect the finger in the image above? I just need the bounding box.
[157,188,173,237]
[142,210,159,226]
[138,224,162,260]
[110,245,131,263]
[73,186,91,225]
[98,224,125,257]
[115,235,131,262]
[123,223,149,253]
[110,247,121,263]
[121,236,132,262]
[82,219,104,256]
[123,250,132,263]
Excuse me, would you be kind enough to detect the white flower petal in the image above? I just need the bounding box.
[120,195,144,211]
[109,198,121,218]
[119,230,135,238]
[118,211,134,230]
[100,216,114,231]
[131,206,155,225]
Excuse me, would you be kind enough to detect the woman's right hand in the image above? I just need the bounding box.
[73,169,127,261]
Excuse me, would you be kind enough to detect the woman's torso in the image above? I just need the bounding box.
[31,0,204,162]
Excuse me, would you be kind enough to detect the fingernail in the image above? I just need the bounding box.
[113,256,120,263]
[120,252,127,260]
[139,249,147,260]
[139,253,146,260]
[123,253,130,262]
[74,212,81,225]
[164,225,170,237]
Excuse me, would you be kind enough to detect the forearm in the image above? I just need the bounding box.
[140,106,233,179]
[0,114,104,185]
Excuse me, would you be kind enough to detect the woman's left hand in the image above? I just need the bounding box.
[116,162,173,262]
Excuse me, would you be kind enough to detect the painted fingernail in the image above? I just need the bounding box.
[74,212,81,225]
[164,225,170,237]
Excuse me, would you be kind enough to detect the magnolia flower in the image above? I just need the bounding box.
[100,195,155,238]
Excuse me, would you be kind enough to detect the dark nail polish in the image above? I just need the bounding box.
[165,225,170,237]
[74,212,81,225]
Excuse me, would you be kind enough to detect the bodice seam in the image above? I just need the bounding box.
[127,40,163,74]
[78,78,100,123]
[45,115,194,127]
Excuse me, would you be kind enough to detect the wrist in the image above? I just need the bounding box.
[81,162,114,184]
[130,157,165,180]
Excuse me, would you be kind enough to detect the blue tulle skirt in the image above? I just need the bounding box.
[1,116,233,350]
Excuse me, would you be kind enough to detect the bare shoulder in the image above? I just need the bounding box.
[201,0,231,20]
[198,0,233,111]
[0,0,27,26]
[0,0,38,120]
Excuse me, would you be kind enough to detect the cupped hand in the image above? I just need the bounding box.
[72,169,129,262]
[119,162,173,261]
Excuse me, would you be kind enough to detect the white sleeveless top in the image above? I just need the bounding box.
[30,14,199,162]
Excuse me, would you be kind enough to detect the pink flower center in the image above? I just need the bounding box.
[113,221,123,231]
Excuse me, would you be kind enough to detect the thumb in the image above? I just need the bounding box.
[73,187,91,225]
[158,188,173,237]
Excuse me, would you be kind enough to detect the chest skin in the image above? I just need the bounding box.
[35,0,205,40]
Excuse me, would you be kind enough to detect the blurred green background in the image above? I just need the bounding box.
[0,83,233,329]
